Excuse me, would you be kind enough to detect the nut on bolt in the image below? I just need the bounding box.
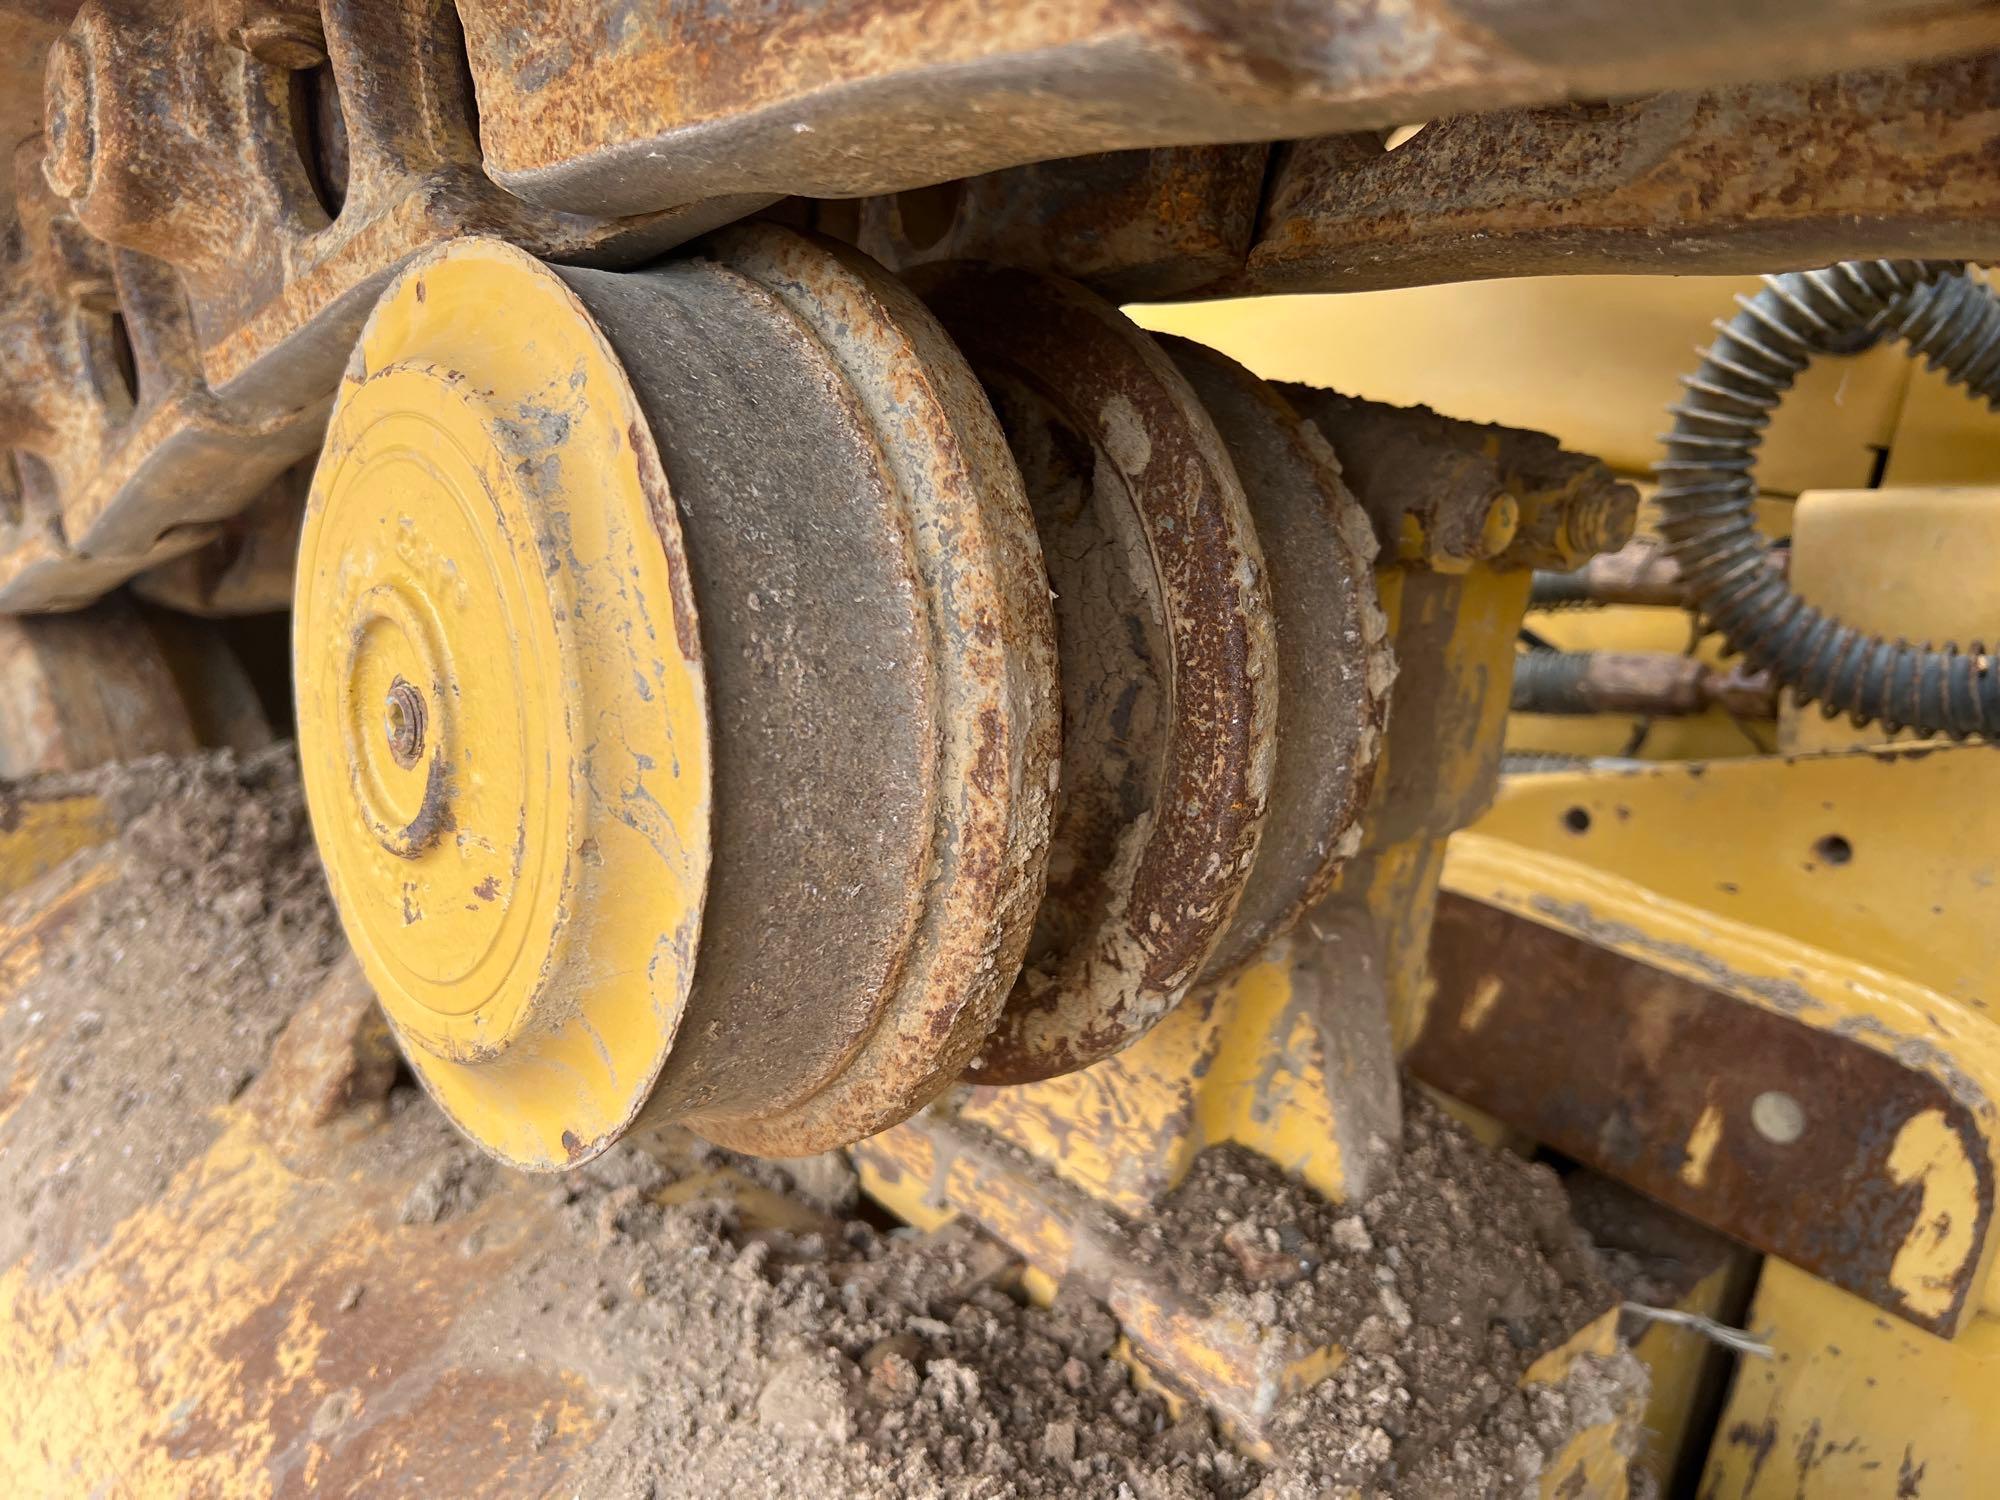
[1397,490,1519,572]
[42,34,94,202]
[384,677,427,770]
[1559,486,1638,561]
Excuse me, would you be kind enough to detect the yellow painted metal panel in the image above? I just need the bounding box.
[1464,746,1997,1008]
[1705,1258,2000,1497]
[1133,279,1910,494]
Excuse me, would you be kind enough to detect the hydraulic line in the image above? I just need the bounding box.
[1654,261,2000,737]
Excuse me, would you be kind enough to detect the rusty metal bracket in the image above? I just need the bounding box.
[1240,51,2000,296]
[854,146,1267,302]
[1417,746,2000,1336]
[1419,886,1989,1334]
[455,0,2000,218]
[1281,387,1638,575]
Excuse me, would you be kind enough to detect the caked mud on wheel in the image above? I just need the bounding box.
[922,267,1387,1084]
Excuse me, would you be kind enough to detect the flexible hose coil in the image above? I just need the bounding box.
[1654,260,2000,737]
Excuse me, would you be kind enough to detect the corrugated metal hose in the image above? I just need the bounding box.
[1654,261,2000,738]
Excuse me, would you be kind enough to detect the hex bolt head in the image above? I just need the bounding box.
[42,34,94,202]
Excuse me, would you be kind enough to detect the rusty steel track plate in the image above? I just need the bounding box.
[568,233,1058,1154]
[1413,890,1994,1335]
[1158,338,1392,983]
[919,266,1277,1084]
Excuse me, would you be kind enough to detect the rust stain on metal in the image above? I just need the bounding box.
[652,225,1058,1153]
[1240,51,2000,296]
[1412,891,1995,1335]
[452,0,2000,216]
[4,2,1997,612]
[1157,337,1390,982]
[543,228,1057,1156]
[920,264,1277,1084]
[1280,386,1636,575]
[856,145,1267,301]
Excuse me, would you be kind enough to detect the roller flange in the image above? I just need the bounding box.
[919,266,1281,1084]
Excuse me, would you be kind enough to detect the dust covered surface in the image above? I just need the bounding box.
[1133,1097,1641,1497]
[446,1135,1260,1499]
[439,1097,1637,1499]
[0,748,1638,1497]
[0,749,344,1274]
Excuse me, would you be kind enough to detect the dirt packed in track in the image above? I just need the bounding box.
[0,750,1643,1497]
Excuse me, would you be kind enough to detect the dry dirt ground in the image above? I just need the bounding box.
[0,750,1645,1497]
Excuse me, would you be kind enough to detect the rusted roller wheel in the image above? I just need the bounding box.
[695,224,1060,1152]
[294,234,1055,1167]
[1156,337,1391,983]
[0,596,201,776]
[919,267,1280,1084]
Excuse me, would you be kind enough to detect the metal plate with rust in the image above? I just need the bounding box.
[1157,337,1391,982]
[919,265,1277,1084]
[1413,891,1993,1335]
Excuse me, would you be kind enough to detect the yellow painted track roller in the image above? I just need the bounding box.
[297,233,1057,1167]
[295,239,712,1170]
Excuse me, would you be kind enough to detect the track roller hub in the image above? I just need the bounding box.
[295,240,712,1169]
[298,232,1056,1167]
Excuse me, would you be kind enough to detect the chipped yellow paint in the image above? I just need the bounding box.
[0,790,115,900]
[1449,741,2000,1327]
[1335,565,1530,1051]
[1682,1103,1723,1189]
[949,932,1384,1220]
[1706,1258,2000,1497]
[1461,973,1503,1031]
[1889,1109,1983,1323]
[1531,1310,1634,1499]
[296,239,710,1170]
[1199,956,1350,1199]
[1017,1263,1059,1307]
[0,1106,603,1494]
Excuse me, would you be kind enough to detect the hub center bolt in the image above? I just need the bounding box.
[384,677,427,768]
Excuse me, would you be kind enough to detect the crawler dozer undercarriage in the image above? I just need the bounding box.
[4,2,2000,1495]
